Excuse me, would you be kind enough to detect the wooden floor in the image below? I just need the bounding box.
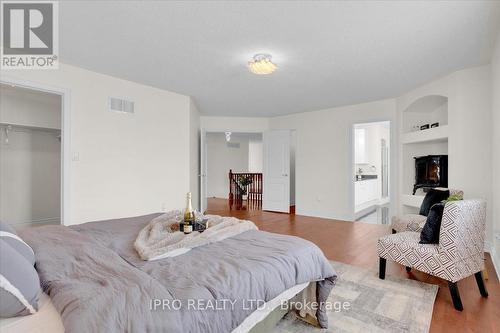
[206,198,499,333]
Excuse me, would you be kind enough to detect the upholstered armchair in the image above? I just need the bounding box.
[391,189,464,233]
[378,200,488,311]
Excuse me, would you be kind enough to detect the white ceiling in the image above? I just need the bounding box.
[59,1,500,117]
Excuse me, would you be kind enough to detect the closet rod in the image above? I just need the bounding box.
[0,122,61,133]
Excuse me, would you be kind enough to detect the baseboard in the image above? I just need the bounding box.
[354,206,377,221]
[491,250,500,279]
[484,240,499,278]
[295,209,351,221]
[10,217,60,227]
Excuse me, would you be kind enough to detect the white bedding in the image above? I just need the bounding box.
[134,212,258,260]
[0,284,310,333]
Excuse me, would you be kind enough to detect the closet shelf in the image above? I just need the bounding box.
[402,125,448,144]
[0,122,61,133]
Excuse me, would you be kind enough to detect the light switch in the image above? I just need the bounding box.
[72,152,80,161]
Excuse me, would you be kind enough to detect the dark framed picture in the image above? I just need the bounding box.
[420,124,430,130]
[431,122,439,128]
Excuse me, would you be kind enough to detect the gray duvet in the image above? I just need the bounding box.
[20,214,337,333]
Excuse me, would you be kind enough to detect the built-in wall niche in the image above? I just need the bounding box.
[402,95,448,134]
[400,94,449,214]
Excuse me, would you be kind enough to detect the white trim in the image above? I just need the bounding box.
[3,218,60,226]
[484,241,500,278]
[205,129,264,134]
[0,274,37,315]
[0,231,34,256]
[0,75,71,226]
[491,249,500,279]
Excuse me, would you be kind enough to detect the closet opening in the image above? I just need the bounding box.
[0,83,63,229]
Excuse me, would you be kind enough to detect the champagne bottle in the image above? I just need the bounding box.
[183,192,193,234]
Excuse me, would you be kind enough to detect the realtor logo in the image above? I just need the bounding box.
[1,1,58,69]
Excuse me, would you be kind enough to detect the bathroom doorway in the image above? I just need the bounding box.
[353,121,390,224]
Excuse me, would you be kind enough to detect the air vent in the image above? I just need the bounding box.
[109,97,134,114]
[227,142,240,149]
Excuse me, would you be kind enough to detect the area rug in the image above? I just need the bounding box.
[272,261,438,333]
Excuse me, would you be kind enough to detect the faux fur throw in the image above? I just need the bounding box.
[134,211,258,261]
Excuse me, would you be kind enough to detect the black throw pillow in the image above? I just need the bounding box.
[420,203,445,244]
[419,189,449,216]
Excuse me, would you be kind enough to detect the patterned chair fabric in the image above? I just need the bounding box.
[391,189,464,233]
[378,200,486,283]
[391,214,427,233]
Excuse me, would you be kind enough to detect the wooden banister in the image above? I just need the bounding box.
[228,169,263,210]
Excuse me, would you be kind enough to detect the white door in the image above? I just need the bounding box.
[200,128,208,213]
[263,130,290,213]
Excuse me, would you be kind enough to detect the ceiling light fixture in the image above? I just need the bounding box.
[248,54,277,75]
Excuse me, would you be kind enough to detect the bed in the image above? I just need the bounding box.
[4,213,337,333]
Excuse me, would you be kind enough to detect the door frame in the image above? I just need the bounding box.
[200,129,263,212]
[199,128,207,213]
[350,120,393,222]
[1,75,72,226]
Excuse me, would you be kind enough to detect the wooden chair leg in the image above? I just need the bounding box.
[474,271,489,297]
[379,257,386,280]
[391,229,396,234]
[448,281,463,311]
[405,266,411,273]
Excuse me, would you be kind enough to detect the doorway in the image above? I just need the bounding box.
[200,129,296,214]
[0,83,64,229]
[202,131,263,212]
[353,121,390,224]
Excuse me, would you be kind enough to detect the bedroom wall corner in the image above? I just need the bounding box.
[0,63,192,225]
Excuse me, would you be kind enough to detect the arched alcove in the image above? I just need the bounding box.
[402,95,448,134]
[400,94,449,214]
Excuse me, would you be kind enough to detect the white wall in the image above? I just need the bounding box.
[248,136,263,173]
[200,116,269,133]
[1,64,191,225]
[452,66,492,243]
[269,99,398,220]
[189,99,200,210]
[206,133,250,198]
[491,31,500,269]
